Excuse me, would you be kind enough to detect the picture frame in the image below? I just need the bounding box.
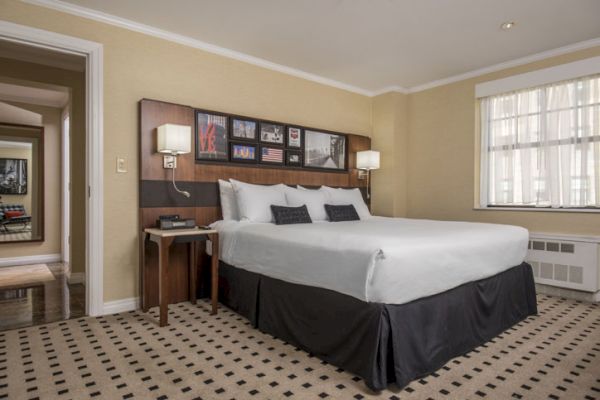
[259,122,285,145]
[196,110,229,161]
[285,150,302,167]
[229,142,258,163]
[286,126,302,148]
[0,158,27,195]
[303,130,347,170]
[230,117,258,141]
[259,146,284,165]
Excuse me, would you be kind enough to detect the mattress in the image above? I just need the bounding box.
[210,216,529,305]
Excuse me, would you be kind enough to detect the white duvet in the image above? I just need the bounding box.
[211,216,529,305]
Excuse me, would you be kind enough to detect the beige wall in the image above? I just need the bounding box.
[0,102,62,255]
[407,46,600,236]
[0,0,372,302]
[371,92,408,216]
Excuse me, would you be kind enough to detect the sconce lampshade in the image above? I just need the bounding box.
[157,124,191,155]
[356,150,380,170]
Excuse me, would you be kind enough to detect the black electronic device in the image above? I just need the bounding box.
[156,215,196,230]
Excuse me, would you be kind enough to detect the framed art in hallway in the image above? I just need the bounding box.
[230,142,258,163]
[196,110,229,161]
[260,122,285,145]
[303,130,346,170]
[230,117,257,141]
[0,158,27,195]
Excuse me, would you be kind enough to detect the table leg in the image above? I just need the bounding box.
[189,241,197,305]
[141,233,149,313]
[210,234,219,315]
[158,236,174,327]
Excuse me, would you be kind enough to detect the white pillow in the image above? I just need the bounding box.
[218,179,239,220]
[284,187,328,221]
[319,186,371,220]
[229,179,287,223]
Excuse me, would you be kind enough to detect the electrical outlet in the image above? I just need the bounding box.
[163,155,176,169]
[116,157,127,173]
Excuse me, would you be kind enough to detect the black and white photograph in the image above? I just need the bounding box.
[0,158,27,195]
[286,150,302,166]
[260,122,284,144]
[303,130,346,170]
[286,126,302,148]
[230,118,257,140]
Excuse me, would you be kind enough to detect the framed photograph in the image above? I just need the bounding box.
[259,146,284,165]
[230,118,257,141]
[230,142,257,163]
[303,130,346,170]
[286,150,302,167]
[0,158,27,195]
[196,110,228,161]
[259,122,284,145]
[286,126,302,148]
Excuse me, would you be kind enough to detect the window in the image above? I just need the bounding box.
[480,74,600,209]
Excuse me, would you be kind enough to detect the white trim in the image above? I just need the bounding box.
[0,253,62,267]
[61,108,70,264]
[474,206,600,214]
[103,297,140,315]
[24,0,600,96]
[475,56,600,98]
[0,21,105,317]
[408,37,600,93]
[529,231,600,243]
[67,271,85,284]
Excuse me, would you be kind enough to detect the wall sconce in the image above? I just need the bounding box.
[356,150,380,199]
[157,123,192,198]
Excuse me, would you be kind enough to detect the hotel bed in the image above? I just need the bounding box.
[209,215,537,390]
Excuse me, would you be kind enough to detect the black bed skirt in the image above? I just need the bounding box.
[216,262,537,391]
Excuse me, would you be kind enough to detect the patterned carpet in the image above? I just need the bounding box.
[0,294,598,400]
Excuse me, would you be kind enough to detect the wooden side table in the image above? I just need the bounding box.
[142,228,219,327]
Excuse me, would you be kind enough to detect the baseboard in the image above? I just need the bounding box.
[67,272,85,285]
[102,297,140,315]
[0,253,62,267]
[536,283,600,303]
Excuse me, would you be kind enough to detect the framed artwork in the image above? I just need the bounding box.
[196,110,229,161]
[259,146,284,165]
[230,142,257,163]
[230,118,257,141]
[303,130,346,170]
[286,150,302,167]
[0,158,27,195]
[286,126,302,148]
[259,122,284,145]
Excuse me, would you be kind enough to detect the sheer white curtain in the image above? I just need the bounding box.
[481,74,600,208]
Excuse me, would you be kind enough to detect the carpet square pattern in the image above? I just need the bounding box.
[0,294,598,399]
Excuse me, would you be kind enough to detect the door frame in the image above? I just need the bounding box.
[0,21,104,316]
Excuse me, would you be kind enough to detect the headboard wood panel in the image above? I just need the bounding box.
[139,98,371,309]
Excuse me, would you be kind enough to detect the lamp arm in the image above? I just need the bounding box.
[171,159,191,198]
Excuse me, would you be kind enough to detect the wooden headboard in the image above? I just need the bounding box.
[139,98,371,307]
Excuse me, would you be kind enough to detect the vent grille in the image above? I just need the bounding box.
[526,235,598,292]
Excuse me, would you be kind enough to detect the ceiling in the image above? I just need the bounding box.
[36,0,600,94]
[0,82,69,108]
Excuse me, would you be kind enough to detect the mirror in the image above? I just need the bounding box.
[0,123,44,243]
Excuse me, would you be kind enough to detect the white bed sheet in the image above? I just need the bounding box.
[210,216,528,305]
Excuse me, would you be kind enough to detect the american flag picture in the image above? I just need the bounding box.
[261,147,283,163]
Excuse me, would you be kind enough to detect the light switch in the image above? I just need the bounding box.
[116,157,127,173]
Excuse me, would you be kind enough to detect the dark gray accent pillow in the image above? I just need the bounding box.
[324,204,360,222]
[270,205,313,225]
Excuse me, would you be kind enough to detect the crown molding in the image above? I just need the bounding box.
[407,36,600,93]
[22,0,600,97]
[22,0,375,97]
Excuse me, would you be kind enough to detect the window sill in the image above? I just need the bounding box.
[473,206,600,214]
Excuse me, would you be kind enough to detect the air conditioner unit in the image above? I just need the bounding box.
[526,233,600,292]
